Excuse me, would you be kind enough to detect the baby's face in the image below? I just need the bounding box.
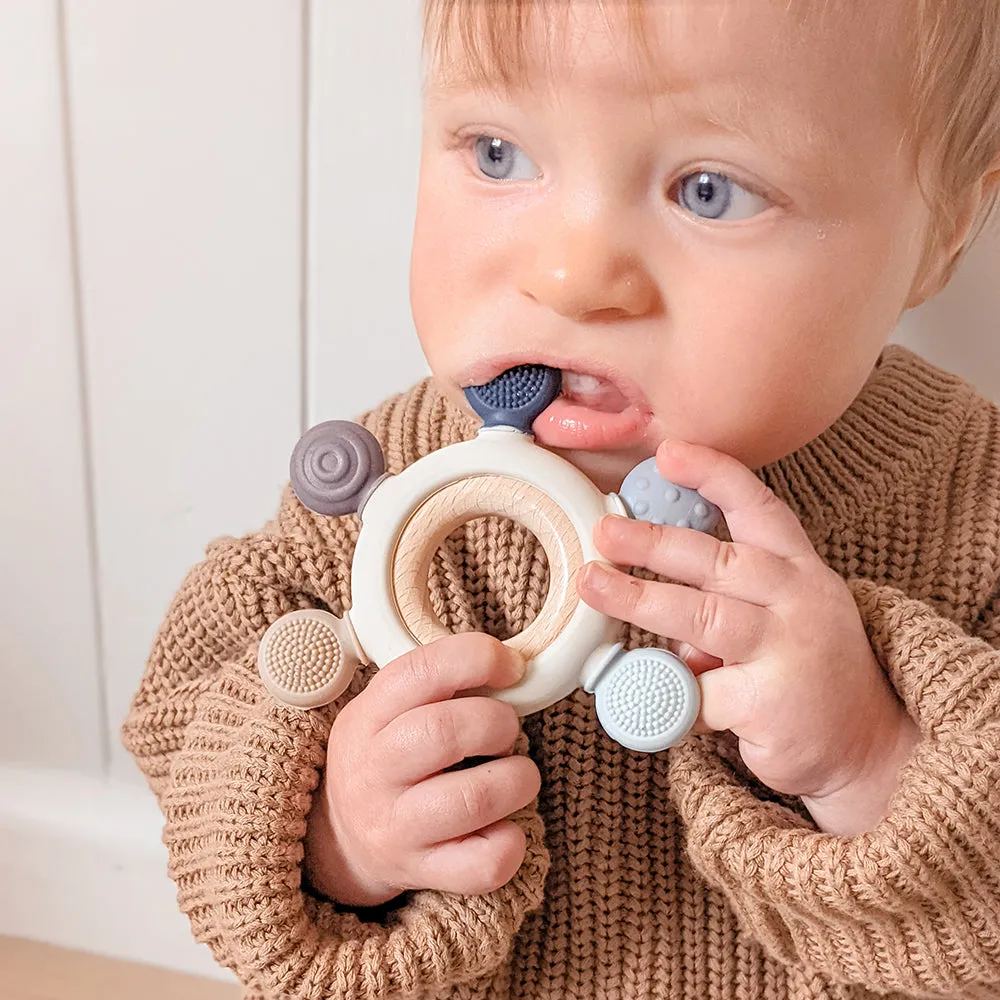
[411,0,933,490]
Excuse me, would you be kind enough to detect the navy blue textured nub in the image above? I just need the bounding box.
[464,365,562,434]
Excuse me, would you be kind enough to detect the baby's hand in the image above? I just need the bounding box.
[578,439,919,835]
[304,632,541,907]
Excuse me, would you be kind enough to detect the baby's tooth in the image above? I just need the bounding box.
[564,372,603,394]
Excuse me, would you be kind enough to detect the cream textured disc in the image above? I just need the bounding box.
[258,609,356,709]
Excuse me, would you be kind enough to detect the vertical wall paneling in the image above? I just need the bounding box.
[62,0,305,780]
[0,1,105,772]
[307,0,430,426]
[894,222,1000,404]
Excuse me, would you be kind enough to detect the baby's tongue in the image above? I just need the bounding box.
[561,371,630,413]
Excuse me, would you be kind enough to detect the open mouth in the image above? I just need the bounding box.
[560,371,631,414]
[463,359,652,451]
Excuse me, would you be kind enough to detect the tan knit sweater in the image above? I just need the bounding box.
[122,346,1000,1000]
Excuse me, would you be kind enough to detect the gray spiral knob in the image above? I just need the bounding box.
[290,420,385,516]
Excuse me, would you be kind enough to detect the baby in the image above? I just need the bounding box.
[123,2,1000,999]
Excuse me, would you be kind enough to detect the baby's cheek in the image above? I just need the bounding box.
[410,243,455,357]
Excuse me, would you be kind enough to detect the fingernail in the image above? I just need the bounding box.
[659,439,692,463]
[598,514,627,539]
[676,642,694,662]
[583,562,612,592]
[510,650,527,681]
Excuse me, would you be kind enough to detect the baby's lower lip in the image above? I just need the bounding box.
[531,396,651,451]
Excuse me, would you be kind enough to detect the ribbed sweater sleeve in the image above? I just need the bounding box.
[669,579,1000,998]
[121,526,549,1000]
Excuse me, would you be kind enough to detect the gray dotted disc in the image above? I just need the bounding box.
[619,457,720,532]
[593,647,700,752]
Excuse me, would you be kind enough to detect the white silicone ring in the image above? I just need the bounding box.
[349,428,626,716]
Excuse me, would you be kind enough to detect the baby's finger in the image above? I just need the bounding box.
[378,697,521,786]
[594,515,792,608]
[655,440,815,561]
[578,563,772,663]
[696,662,761,735]
[398,754,541,846]
[414,819,527,896]
[363,633,525,734]
[673,641,723,676]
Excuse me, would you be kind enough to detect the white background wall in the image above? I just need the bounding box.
[0,0,997,981]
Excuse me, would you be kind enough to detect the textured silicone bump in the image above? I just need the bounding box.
[464,365,562,433]
[593,647,701,752]
[257,609,357,709]
[619,457,721,531]
[290,420,385,517]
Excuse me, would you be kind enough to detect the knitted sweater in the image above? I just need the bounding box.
[122,346,1000,1000]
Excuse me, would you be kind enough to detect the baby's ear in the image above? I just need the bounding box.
[984,161,1000,198]
[906,164,1000,308]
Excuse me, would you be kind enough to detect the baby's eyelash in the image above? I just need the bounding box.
[445,129,473,151]
[669,168,768,200]
[446,130,491,168]
[448,128,505,151]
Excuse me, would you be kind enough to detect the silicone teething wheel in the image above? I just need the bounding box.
[272,370,720,747]
[592,647,700,752]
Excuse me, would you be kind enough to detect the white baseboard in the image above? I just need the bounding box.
[0,764,237,984]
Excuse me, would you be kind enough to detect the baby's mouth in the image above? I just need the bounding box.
[560,371,631,414]
[460,358,652,452]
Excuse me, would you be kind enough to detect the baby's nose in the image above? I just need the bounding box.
[516,221,659,322]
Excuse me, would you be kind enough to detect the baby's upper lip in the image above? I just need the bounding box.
[459,353,652,413]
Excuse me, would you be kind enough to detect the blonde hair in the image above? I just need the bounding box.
[423,0,1000,285]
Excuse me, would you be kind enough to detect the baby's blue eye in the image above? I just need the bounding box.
[474,136,540,181]
[677,171,770,221]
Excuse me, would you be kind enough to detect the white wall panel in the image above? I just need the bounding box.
[895,224,1000,403]
[0,0,104,772]
[307,0,430,426]
[62,0,305,780]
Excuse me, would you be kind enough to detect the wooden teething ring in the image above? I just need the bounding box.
[392,475,583,659]
[347,427,624,718]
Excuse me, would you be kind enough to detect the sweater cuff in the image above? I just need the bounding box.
[162,650,549,1000]
[668,580,1000,998]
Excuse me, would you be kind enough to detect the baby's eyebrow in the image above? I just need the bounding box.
[421,74,517,104]
[664,83,842,176]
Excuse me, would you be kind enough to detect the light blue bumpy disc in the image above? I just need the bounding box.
[618,456,720,531]
[593,647,701,753]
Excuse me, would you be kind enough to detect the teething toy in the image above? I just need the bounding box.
[258,366,720,752]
